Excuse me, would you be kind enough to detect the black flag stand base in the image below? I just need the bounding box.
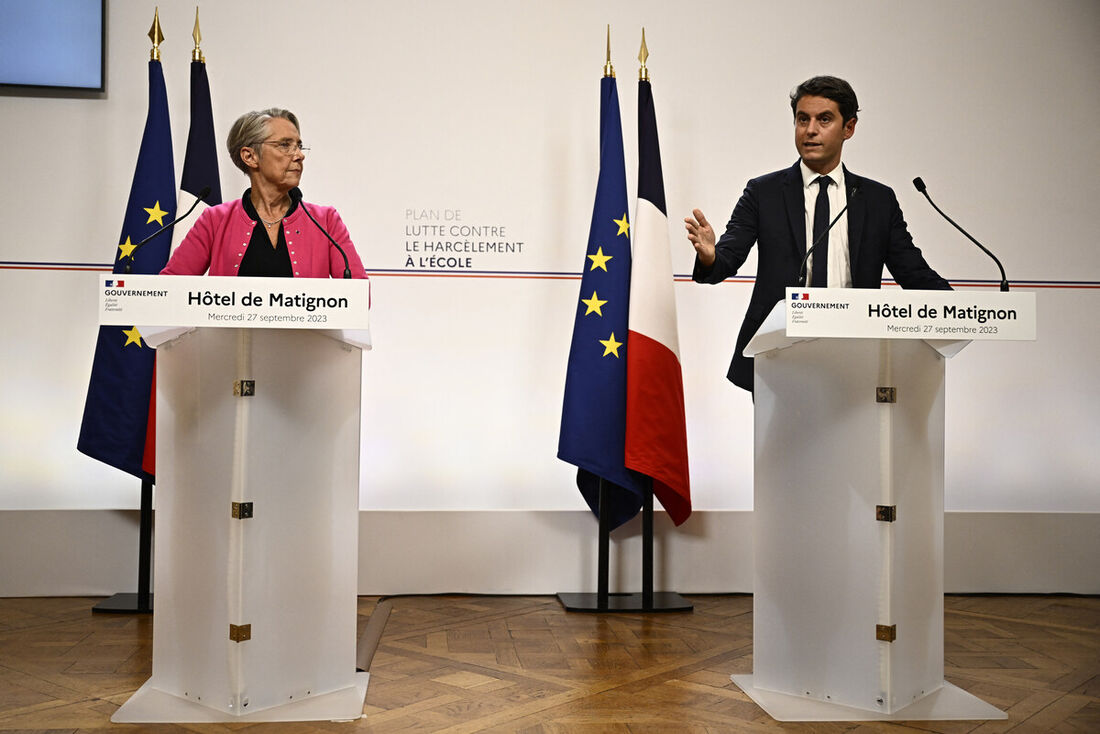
[93,479,154,614]
[557,478,693,614]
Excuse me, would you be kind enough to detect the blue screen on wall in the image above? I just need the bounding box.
[0,0,105,91]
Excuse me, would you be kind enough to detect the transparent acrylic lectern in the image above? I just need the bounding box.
[112,325,369,723]
[731,299,1007,722]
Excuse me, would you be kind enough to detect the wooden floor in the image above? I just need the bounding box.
[0,594,1097,733]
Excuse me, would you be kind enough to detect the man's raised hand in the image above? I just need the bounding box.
[685,208,716,267]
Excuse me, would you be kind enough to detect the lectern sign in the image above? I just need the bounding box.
[97,274,370,331]
[784,288,1036,341]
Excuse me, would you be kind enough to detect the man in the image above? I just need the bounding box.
[686,76,950,392]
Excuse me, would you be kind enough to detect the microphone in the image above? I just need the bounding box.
[290,187,352,279]
[913,177,1009,291]
[124,186,212,274]
[797,187,860,288]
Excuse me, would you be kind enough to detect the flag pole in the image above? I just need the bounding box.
[642,479,654,607]
[597,479,611,609]
[560,475,690,613]
[191,6,205,63]
[594,26,614,613]
[637,28,656,609]
[93,480,154,614]
[148,6,164,61]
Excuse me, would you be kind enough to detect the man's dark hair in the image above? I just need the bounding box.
[790,76,860,123]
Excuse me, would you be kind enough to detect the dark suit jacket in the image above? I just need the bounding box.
[693,161,951,391]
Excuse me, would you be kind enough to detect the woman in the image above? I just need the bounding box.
[161,108,368,279]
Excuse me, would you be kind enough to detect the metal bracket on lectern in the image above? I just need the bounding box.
[231,502,254,519]
[234,379,255,396]
[876,387,896,403]
[876,505,897,522]
[876,624,897,642]
[229,623,252,642]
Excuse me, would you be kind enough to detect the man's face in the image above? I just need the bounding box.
[794,95,856,175]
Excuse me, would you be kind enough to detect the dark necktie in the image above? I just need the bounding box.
[811,175,833,287]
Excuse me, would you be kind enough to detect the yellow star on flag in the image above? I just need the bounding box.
[588,246,612,271]
[117,236,136,261]
[122,326,144,348]
[613,214,629,237]
[144,200,169,226]
[599,332,623,358]
[581,290,608,316]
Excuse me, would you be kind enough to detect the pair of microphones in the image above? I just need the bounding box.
[122,186,353,278]
[797,178,1010,291]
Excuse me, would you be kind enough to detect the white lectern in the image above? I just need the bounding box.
[100,276,371,723]
[730,290,1033,722]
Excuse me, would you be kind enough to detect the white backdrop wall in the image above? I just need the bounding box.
[1,1,1098,522]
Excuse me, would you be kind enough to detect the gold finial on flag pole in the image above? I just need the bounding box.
[638,27,649,81]
[192,7,205,63]
[148,7,165,61]
[603,24,615,78]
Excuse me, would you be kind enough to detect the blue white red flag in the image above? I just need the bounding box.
[168,57,222,254]
[625,76,691,525]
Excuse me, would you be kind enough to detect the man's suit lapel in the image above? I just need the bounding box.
[782,162,805,257]
[845,166,865,270]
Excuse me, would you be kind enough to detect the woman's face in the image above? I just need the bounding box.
[250,117,305,192]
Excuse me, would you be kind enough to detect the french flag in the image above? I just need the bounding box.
[167,54,222,257]
[624,74,691,526]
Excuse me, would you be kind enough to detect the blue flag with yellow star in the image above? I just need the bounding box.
[558,74,644,529]
[78,59,175,482]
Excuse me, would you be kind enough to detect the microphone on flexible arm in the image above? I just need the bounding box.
[290,187,352,279]
[124,186,212,274]
[796,186,860,288]
[912,177,1009,291]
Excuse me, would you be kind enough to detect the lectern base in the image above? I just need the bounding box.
[556,592,693,613]
[731,675,1006,722]
[111,673,369,723]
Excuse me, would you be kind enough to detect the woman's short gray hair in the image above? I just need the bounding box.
[226,108,300,175]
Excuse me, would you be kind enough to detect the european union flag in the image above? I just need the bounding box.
[78,59,175,481]
[558,74,644,529]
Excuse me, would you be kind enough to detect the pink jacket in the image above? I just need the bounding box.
[161,198,368,279]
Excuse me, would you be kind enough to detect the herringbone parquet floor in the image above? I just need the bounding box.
[0,594,1097,732]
